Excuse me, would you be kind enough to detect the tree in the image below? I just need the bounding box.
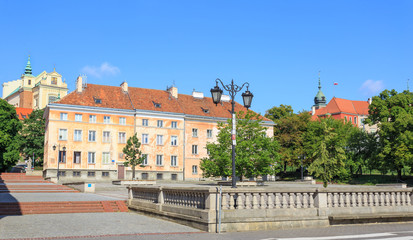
[264,104,293,123]
[0,99,22,171]
[304,118,354,187]
[346,129,378,176]
[273,112,311,172]
[122,133,145,179]
[16,109,45,166]
[200,111,280,180]
[365,89,413,180]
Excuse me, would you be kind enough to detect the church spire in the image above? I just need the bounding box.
[313,71,327,109]
[24,55,32,75]
[318,71,321,90]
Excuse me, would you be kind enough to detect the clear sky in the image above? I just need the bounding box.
[1,0,412,114]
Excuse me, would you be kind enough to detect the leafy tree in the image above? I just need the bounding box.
[16,109,45,166]
[346,129,378,176]
[304,118,354,186]
[0,99,22,171]
[274,112,311,172]
[365,89,413,180]
[200,111,280,180]
[265,104,293,123]
[122,133,145,179]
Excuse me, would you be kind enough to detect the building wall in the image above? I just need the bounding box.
[2,79,22,98]
[19,90,33,108]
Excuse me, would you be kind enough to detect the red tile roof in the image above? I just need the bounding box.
[56,84,271,122]
[313,97,370,118]
[15,107,33,120]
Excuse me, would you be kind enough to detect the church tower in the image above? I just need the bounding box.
[313,74,327,109]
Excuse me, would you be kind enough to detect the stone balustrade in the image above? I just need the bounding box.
[128,186,413,232]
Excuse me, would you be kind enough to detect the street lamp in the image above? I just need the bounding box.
[53,144,66,181]
[210,78,254,188]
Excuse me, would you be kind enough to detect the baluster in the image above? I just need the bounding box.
[406,192,411,206]
[327,193,332,207]
[309,193,314,208]
[401,192,406,206]
[229,193,235,209]
[221,193,228,210]
[282,193,288,208]
[379,192,385,206]
[252,193,259,209]
[395,192,400,206]
[374,192,379,206]
[296,193,302,208]
[268,193,274,209]
[350,193,356,207]
[275,193,281,209]
[302,193,308,208]
[236,193,244,209]
[288,193,294,208]
[244,193,250,209]
[344,193,350,207]
[260,193,267,209]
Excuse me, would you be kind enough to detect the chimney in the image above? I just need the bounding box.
[167,86,178,98]
[121,81,128,93]
[192,90,204,99]
[311,106,316,115]
[368,98,372,105]
[76,76,83,93]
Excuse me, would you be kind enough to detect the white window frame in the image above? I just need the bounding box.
[192,128,198,137]
[118,132,126,144]
[88,152,96,164]
[170,155,177,167]
[102,152,110,165]
[88,130,96,142]
[171,121,177,128]
[192,165,198,174]
[142,154,148,165]
[60,113,68,121]
[156,155,163,166]
[156,135,163,145]
[59,129,68,141]
[142,119,148,126]
[75,114,82,122]
[192,145,198,155]
[89,115,96,123]
[171,136,178,146]
[119,117,126,125]
[207,129,212,138]
[74,129,82,142]
[157,120,163,128]
[103,116,111,124]
[142,134,149,144]
[103,131,111,143]
[73,151,81,164]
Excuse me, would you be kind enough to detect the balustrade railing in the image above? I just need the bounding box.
[163,189,206,209]
[326,190,412,208]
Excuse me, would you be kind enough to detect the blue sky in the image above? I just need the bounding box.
[1,1,412,114]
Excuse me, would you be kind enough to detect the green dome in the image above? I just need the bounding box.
[313,76,327,107]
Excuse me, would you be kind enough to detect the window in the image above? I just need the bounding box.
[88,130,96,142]
[207,129,213,138]
[157,173,163,180]
[59,129,68,141]
[171,136,178,146]
[119,117,126,125]
[156,135,163,145]
[28,80,31,85]
[142,119,148,126]
[156,155,163,166]
[74,130,82,141]
[73,171,81,177]
[171,121,177,128]
[88,152,96,164]
[354,117,357,124]
[74,152,81,164]
[102,172,109,177]
[89,115,96,123]
[118,132,126,143]
[170,156,177,167]
[58,151,66,163]
[51,77,57,85]
[87,171,95,177]
[142,154,148,165]
[192,128,198,137]
[60,113,68,120]
[153,101,161,108]
[192,145,198,155]
[94,98,102,104]
[344,116,347,122]
[75,114,82,122]
[58,171,66,177]
[103,131,111,143]
[192,165,198,174]
[142,173,148,180]
[48,95,58,103]
[103,116,111,124]
[102,152,110,165]
[119,153,124,159]
[171,174,177,181]
[349,117,352,123]
[157,120,163,128]
[142,134,149,144]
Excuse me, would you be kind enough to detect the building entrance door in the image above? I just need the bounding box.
[117,165,125,179]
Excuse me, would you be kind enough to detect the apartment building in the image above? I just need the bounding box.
[43,77,274,180]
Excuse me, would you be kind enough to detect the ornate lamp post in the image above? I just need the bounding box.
[210,78,253,188]
[53,144,66,181]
